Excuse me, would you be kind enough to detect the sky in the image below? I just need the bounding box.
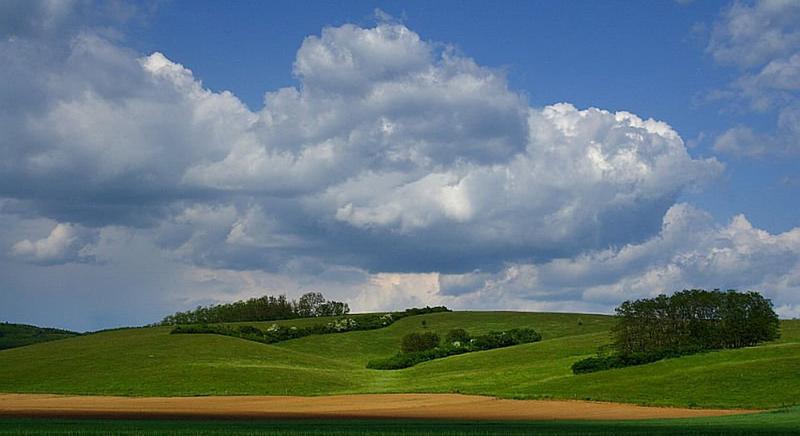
[1,0,799,331]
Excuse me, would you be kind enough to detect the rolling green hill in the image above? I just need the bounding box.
[0,323,78,351]
[0,312,797,410]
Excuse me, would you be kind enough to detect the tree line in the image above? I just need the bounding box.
[573,289,780,374]
[170,306,451,344]
[160,292,350,325]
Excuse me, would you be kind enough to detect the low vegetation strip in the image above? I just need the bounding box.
[0,394,753,421]
[367,328,542,369]
[171,306,451,345]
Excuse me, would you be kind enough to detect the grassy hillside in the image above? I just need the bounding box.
[0,323,78,351]
[0,312,797,409]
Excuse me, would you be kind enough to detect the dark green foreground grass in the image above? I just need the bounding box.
[1,408,799,436]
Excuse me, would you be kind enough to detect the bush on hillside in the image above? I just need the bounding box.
[236,325,262,336]
[445,328,471,345]
[170,324,216,334]
[401,332,440,353]
[471,329,541,350]
[369,327,543,370]
[367,346,472,370]
[508,328,543,343]
[571,347,707,374]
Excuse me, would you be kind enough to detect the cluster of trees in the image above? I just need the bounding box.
[368,327,542,370]
[573,289,780,374]
[171,306,452,344]
[612,289,780,354]
[160,292,350,325]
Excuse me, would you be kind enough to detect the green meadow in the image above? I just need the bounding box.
[1,311,798,411]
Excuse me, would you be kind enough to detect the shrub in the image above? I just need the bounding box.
[471,331,516,350]
[262,324,300,342]
[370,327,543,370]
[467,328,541,350]
[367,346,470,370]
[445,328,471,345]
[571,347,707,374]
[236,325,262,336]
[170,324,216,334]
[326,318,358,332]
[571,356,617,374]
[401,332,440,353]
[507,328,542,344]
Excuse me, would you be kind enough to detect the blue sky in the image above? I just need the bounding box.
[1,0,799,330]
[128,0,796,232]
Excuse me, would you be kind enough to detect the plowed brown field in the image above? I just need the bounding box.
[0,394,754,421]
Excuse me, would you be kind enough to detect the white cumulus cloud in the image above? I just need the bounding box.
[11,223,97,265]
[708,0,800,156]
[437,203,800,318]
[2,1,796,330]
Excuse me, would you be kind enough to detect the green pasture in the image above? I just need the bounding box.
[0,312,797,410]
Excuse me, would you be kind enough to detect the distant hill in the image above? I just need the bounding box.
[0,322,79,350]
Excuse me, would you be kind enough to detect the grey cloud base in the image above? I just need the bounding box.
[438,204,800,318]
